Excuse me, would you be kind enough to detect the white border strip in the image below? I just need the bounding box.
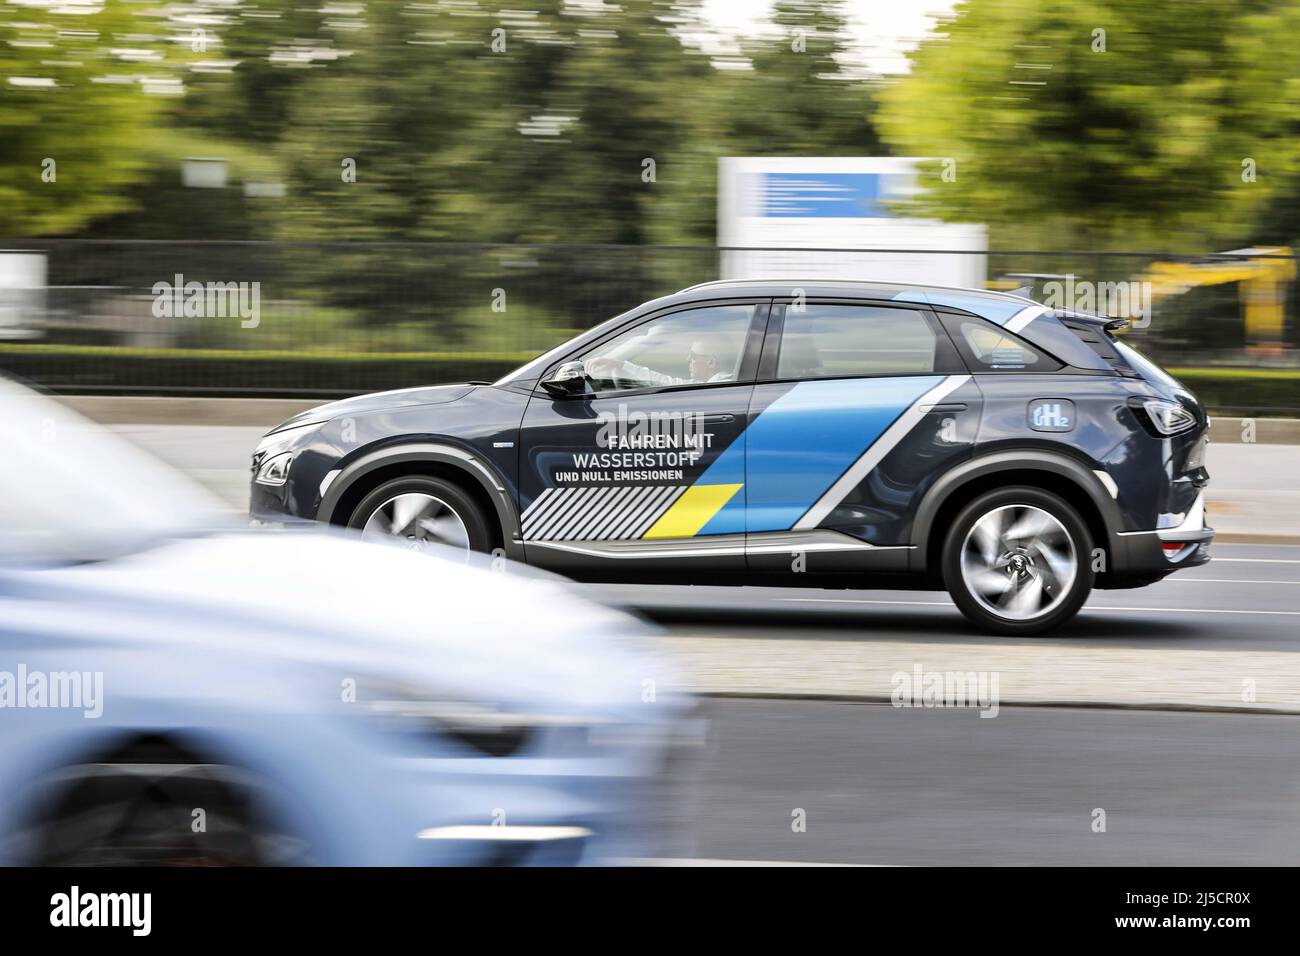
[1003,304,1047,333]
[793,375,971,531]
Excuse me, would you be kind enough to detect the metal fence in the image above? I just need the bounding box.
[0,240,1297,400]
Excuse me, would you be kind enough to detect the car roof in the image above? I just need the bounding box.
[659,277,1041,325]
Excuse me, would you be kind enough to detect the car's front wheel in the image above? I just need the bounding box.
[347,474,493,557]
[942,486,1094,636]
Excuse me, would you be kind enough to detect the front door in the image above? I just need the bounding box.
[518,302,767,574]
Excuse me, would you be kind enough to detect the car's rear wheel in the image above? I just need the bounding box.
[943,486,1093,636]
[347,475,492,557]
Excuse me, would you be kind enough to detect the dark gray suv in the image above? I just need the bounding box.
[251,279,1212,635]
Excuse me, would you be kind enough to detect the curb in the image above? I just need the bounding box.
[1209,417,1300,444]
[697,691,1300,717]
[1212,532,1300,545]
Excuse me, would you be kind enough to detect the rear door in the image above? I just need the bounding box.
[518,301,767,574]
[745,299,981,572]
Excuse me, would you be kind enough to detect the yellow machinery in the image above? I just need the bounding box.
[989,248,1295,356]
[1141,247,1294,357]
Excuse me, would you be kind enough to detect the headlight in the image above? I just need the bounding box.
[255,451,293,486]
[1137,398,1197,436]
[354,681,612,758]
[255,420,323,455]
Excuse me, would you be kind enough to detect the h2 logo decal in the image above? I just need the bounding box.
[1029,399,1075,432]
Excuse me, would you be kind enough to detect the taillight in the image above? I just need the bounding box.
[1130,398,1197,437]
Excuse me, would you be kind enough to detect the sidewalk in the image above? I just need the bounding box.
[662,634,1300,714]
[1204,443,1300,543]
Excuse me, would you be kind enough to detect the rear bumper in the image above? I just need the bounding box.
[1111,492,1214,578]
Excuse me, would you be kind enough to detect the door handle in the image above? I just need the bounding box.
[928,403,968,413]
[702,414,735,424]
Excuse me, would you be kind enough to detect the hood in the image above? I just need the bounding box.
[270,383,480,433]
[5,529,671,720]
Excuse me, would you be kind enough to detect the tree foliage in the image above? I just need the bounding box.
[0,0,175,236]
[877,0,1300,251]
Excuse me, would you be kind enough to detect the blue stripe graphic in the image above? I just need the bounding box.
[694,428,747,535]
[743,377,942,532]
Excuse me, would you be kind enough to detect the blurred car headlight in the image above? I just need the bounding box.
[255,451,294,486]
[357,682,613,758]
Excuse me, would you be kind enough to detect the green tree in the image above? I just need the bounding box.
[643,0,885,245]
[0,1,174,236]
[877,0,1300,251]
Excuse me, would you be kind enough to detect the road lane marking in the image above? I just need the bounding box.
[775,597,1300,616]
[1213,557,1300,564]
[1168,578,1300,585]
[1091,606,1300,616]
[614,857,878,867]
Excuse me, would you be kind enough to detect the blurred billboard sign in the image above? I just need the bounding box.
[0,251,46,341]
[718,157,987,288]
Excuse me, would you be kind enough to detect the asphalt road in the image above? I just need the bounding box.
[660,698,1300,865]
[590,542,1300,653]
[112,422,1300,865]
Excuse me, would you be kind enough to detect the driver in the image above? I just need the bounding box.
[586,334,733,387]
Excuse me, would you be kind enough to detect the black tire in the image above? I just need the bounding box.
[346,474,493,555]
[942,486,1094,636]
[23,761,308,866]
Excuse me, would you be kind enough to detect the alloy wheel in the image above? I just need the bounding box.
[959,504,1078,621]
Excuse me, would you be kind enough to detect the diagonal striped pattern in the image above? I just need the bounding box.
[522,485,687,541]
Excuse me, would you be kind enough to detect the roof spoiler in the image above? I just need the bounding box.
[1055,309,1131,333]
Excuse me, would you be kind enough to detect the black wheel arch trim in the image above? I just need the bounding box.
[908,449,1124,574]
[316,442,523,560]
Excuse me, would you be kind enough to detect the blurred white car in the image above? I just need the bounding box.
[0,378,690,865]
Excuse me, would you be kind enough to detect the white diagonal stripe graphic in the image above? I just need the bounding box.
[629,486,686,538]
[525,486,580,539]
[1004,305,1046,334]
[532,487,588,541]
[547,487,608,541]
[581,485,637,540]
[793,375,971,531]
[602,486,661,540]
[521,487,560,534]
[561,486,619,540]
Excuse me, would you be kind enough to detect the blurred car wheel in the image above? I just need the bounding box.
[944,486,1093,636]
[347,475,492,555]
[22,754,311,866]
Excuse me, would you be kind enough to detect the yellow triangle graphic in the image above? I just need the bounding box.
[643,484,743,539]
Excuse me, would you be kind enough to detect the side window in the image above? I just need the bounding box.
[579,304,756,393]
[776,304,938,380]
[951,317,1055,371]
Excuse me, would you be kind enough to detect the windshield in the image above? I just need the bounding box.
[0,378,226,565]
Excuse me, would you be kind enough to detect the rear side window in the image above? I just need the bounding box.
[945,316,1059,372]
[776,305,938,379]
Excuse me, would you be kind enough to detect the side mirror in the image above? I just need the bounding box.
[540,360,589,398]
